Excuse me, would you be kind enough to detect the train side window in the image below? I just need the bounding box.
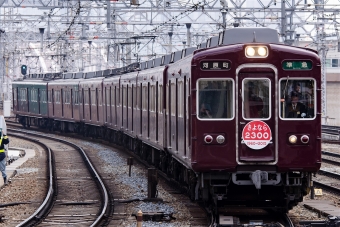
[243,79,270,119]
[171,82,176,116]
[178,81,183,117]
[280,79,315,119]
[128,86,132,109]
[142,85,148,111]
[158,85,163,114]
[197,79,234,120]
[150,85,155,112]
[41,90,46,103]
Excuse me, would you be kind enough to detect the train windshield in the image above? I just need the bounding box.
[242,79,270,119]
[197,79,233,120]
[280,79,315,119]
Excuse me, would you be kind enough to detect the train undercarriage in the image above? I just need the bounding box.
[17,115,311,212]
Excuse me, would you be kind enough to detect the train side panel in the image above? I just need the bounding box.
[103,76,120,131]
[166,56,193,167]
[79,78,104,126]
[120,73,138,138]
[138,67,165,149]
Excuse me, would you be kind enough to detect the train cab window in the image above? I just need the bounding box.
[280,79,315,119]
[243,79,270,119]
[197,79,233,120]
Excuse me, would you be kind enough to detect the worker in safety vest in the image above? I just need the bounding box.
[0,132,9,185]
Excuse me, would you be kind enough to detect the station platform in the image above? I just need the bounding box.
[0,148,35,187]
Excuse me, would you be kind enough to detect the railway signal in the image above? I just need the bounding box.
[21,65,27,75]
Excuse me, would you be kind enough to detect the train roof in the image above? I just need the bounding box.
[153,58,162,68]
[182,47,197,58]
[74,72,83,79]
[220,27,280,45]
[161,54,171,65]
[207,36,219,48]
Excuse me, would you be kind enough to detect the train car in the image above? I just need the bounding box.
[103,73,121,142]
[78,72,105,136]
[186,27,321,210]
[47,72,82,132]
[12,75,49,128]
[136,63,165,151]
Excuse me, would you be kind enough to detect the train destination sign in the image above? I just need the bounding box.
[200,61,231,70]
[282,60,312,70]
[242,120,272,150]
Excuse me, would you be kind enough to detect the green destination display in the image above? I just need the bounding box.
[282,60,312,70]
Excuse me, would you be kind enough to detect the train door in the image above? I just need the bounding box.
[237,68,277,163]
[38,88,41,114]
[82,88,85,120]
[96,88,99,122]
[52,89,55,116]
[71,89,74,119]
[155,82,158,141]
[89,88,92,121]
[147,82,150,138]
[12,87,17,112]
[131,84,134,133]
[27,88,30,113]
[61,89,64,117]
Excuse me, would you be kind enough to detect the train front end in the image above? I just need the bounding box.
[191,31,321,210]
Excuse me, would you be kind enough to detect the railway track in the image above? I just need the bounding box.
[311,150,340,195]
[7,128,112,226]
[322,125,340,142]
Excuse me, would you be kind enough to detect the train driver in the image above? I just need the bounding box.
[286,92,307,118]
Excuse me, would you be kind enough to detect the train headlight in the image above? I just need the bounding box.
[257,47,267,56]
[204,135,213,144]
[245,46,268,58]
[216,135,225,144]
[246,47,255,57]
[289,135,297,144]
[301,135,309,144]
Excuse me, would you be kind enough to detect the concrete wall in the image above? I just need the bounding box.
[326,82,340,126]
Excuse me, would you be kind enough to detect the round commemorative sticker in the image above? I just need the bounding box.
[242,120,272,150]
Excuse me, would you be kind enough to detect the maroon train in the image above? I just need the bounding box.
[12,28,321,211]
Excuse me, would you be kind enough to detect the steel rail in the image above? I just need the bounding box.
[9,128,110,227]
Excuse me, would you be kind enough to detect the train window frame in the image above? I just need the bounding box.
[242,78,271,120]
[279,78,316,121]
[196,78,235,121]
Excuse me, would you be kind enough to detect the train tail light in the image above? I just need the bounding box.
[245,46,268,58]
[216,135,225,144]
[289,135,297,144]
[301,135,309,144]
[204,135,213,144]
